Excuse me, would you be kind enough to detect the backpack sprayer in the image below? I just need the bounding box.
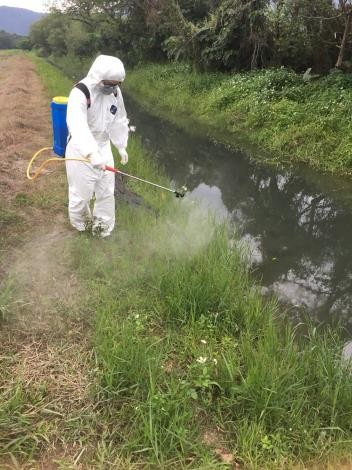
[26,95,187,199]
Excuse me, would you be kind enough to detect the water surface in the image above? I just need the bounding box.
[126,96,352,329]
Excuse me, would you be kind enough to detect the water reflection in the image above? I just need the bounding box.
[190,183,228,219]
[126,97,352,328]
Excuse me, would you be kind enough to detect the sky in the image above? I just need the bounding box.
[0,0,52,12]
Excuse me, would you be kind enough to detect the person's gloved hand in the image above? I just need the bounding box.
[118,148,128,165]
[89,150,106,170]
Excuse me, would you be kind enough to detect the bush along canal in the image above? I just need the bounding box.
[1,54,351,468]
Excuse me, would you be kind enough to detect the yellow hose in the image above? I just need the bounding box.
[26,147,90,181]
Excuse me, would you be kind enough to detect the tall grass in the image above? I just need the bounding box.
[19,54,352,468]
[125,63,352,176]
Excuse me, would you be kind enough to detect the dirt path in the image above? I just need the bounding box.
[0,53,50,202]
[0,53,95,469]
[0,53,69,271]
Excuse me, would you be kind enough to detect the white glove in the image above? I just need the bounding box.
[118,148,128,165]
[89,150,107,169]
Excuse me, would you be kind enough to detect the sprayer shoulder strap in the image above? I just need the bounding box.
[74,82,91,109]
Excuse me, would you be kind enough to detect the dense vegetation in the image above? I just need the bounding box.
[125,62,352,175]
[30,0,352,73]
[0,30,29,50]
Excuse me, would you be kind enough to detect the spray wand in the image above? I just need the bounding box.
[26,147,187,198]
[105,165,187,198]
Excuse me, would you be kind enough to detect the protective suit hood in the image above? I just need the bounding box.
[86,55,125,87]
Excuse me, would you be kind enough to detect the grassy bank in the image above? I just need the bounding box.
[1,54,352,468]
[125,63,352,177]
[73,194,352,468]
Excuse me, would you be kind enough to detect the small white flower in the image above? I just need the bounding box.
[213,358,218,365]
[196,356,207,364]
[200,339,207,344]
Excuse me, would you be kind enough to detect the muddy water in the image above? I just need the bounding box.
[126,96,352,329]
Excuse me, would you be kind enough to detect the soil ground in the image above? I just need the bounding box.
[0,53,94,469]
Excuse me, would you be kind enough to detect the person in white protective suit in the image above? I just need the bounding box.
[65,54,129,237]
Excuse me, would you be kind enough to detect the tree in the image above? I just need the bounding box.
[30,0,352,73]
[64,21,95,57]
[335,0,352,68]
[0,30,15,49]
[59,0,170,63]
[29,11,68,56]
[17,37,31,50]
[160,0,272,71]
[268,0,339,72]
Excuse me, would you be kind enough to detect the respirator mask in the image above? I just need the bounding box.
[100,83,118,95]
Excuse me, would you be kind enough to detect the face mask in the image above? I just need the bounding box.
[100,84,117,95]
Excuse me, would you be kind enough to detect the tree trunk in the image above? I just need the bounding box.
[335,7,352,68]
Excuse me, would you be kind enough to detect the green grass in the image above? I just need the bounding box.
[0,206,21,228]
[13,193,32,207]
[0,382,53,458]
[0,50,22,57]
[29,52,73,97]
[0,279,15,322]
[46,53,93,83]
[64,140,352,468]
[1,53,351,468]
[125,63,352,176]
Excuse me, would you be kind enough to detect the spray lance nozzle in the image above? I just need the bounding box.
[175,186,188,198]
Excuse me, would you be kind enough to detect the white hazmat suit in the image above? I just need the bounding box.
[65,55,129,237]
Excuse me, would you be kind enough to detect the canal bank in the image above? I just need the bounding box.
[125,63,352,177]
[125,93,352,331]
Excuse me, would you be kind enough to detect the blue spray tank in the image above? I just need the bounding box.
[50,96,68,157]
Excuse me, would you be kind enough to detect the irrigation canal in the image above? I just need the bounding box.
[126,96,352,330]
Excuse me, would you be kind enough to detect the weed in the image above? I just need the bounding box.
[14,193,32,207]
[0,279,15,322]
[0,207,21,228]
[125,63,352,176]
